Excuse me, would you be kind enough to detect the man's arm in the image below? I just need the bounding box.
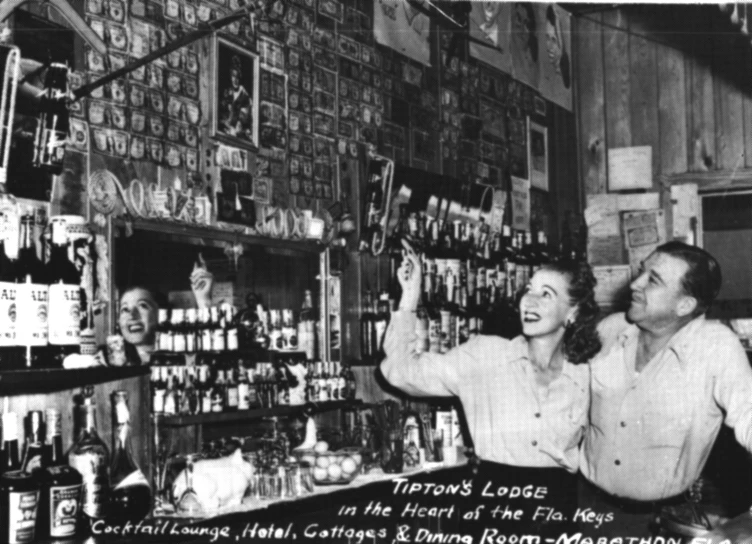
[711,326,752,451]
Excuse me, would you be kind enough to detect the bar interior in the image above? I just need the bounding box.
[0,1,751,543]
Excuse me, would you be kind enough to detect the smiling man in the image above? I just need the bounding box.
[580,241,752,536]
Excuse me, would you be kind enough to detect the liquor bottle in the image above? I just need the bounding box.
[359,159,384,252]
[155,309,171,352]
[210,307,225,352]
[373,291,391,358]
[268,310,284,351]
[185,308,197,353]
[0,412,40,544]
[162,369,177,416]
[224,305,239,351]
[150,366,166,414]
[170,309,186,353]
[237,360,250,410]
[21,412,45,475]
[343,363,356,400]
[46,217,81,367]
[68,387,109,528]
[212,369,226,412]
[198,307,212,352]
[359,291,374,361]
[32,63,69,174]
[108,392,151,523]
[276,364,290,405]
[281,309,298,351]
[298,290,316,359]
[198,365,212,414]
[224,363,239,411]
[15,210,48,368]
[0,213,19,369]
[36,408,82,540]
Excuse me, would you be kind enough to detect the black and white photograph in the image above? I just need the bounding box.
[212,36,259,150]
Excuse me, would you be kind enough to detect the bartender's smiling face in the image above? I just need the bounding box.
[118,288,158,346]
[519,269,577,337]
[627,252,695,328]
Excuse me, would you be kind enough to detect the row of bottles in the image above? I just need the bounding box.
[360,201,587,360]
[0,388,151,543]
[0,212,87,370]
[152,289,319,359]
[151,359,357,415]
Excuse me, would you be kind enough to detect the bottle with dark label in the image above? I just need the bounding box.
[21,412,45,476]
[15,210,48,368]
[68,387,109,527]
[36,409,82,540]
[46,217,81,367]
[0,213,20,369]
[0,412,40,544]
[108,391,151,523]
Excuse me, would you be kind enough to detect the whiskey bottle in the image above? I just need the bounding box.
[68,388,109,528]
[15,210,48,368]
[46,217,81,367]
[0,411,40,543]
[0,213,20,369]
[108,392,151,523]
[36,409,82,540]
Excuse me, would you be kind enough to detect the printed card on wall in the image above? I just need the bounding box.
[537,3,572,111]
[373,0,431,66]
[469,2,512,74]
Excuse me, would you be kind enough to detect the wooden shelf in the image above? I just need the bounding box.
[158,399,361,427]
[114,217,324,255]
[0,366,150,395]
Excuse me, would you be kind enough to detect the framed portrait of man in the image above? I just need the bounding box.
[212,36,260,150]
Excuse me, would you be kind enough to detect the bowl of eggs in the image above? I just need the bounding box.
[294,442,363,485]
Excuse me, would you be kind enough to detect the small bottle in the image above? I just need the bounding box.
[170,309,186,353]
[185,308,198,353]
[36,409,82,540]
[108,391,152,523]
[237,360,249,410]
[0,411,40,543]
[0,212,20,369]
[68,387,109,527]
[155,309,171,352]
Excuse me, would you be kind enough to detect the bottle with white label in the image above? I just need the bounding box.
[68,387,109,526]
[46,217,81,368]
[14,210,48,368]
[0,213,20,370]
[36,408,82,540]
[108,391,151,523]
[0,411,40,544]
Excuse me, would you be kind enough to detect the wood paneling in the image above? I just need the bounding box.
[629,35,661,182]
[575,14,607,195]
[576,8,752,190]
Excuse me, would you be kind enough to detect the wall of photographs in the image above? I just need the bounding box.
[52,0,579,236]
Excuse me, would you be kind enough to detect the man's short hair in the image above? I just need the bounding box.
[655,241,722,315]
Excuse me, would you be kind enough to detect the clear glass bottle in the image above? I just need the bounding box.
[108,391,151,523]
[67,387,109,525]
[0,212,20,369]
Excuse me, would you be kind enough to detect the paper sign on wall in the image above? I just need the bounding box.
[623,209,666,276]
[608,146,653,191]
[592,265,632,307]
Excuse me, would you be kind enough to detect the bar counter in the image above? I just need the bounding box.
[54,460,471,544]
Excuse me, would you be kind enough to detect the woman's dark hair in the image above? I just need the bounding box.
[541,260,601,365]
[654,241,722,316]
[119,285,167,309]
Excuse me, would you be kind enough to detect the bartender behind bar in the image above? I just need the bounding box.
[580,242,752,537]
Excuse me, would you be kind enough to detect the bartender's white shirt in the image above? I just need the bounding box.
[581,312,752,501]
[381,311,589,473]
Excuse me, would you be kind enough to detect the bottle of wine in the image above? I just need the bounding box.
[0,411,40,543]
[21,411,45,475]
[15,210,48,368]
[108,391,151,523]
[68,388,109,529]
[0,213,20,370]
[46,217,81,367]
[36,408,82,540]
[32,63,69,174]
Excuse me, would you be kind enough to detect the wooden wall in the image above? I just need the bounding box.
[575,5,752,197]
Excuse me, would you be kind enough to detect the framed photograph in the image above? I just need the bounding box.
[528,118,548,192]
[212,36,259,150]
